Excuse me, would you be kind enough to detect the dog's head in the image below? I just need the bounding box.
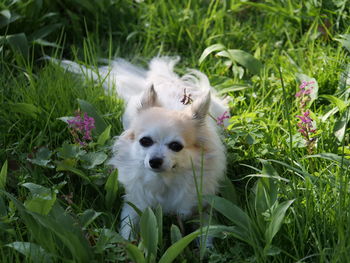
[120,86,211,174]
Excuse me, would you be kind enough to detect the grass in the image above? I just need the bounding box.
[1,0,350,262]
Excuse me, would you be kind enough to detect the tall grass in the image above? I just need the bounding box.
[1,0,350,262]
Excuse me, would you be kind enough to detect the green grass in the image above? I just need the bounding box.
[1,0,350,262]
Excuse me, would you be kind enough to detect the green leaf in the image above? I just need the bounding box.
[95,228,124,253]
[265,200,294,246]
[155,205,163,249]
[9,102,40,119]
[79,209,102,229]
[0,160,8,190]
[219,176,238,205]
[78,99,107,135]
[306,153,350,167]
[170,224,182,244]
[217,49,263,75]
[97,125,111,146]
[6,242,53,263]
[104,169,118,210]
[255,160,278,212]
[80,152,107,169]
[0,196,7,217]
[335,34,350,52]
[320,95,347,113]
[140,208,158,259]
[56,161,90,182]
[333,111,349,142]
[22,183,57,215]
[0,10,20,28]
[199,43,225,64]
[159,227,210,263]
[125,243,145,263]
[1,190,57,254]
[30,23,62,40]
[33,39,61,48]
[57,142,86,159]
[204,195,252,240]
[6,33,29,58]
[31,204,93,262]
[27,147,54,168]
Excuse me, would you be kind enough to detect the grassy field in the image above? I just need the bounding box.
[1,0,350,262]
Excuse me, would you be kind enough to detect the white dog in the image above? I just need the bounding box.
[59,57,228,240]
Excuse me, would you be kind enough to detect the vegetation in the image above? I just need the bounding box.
[1,0,350,262]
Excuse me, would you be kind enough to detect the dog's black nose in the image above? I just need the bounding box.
[149,158,163,169]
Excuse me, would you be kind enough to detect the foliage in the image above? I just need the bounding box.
[1,0,350,262]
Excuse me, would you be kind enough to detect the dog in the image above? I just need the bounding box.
[59,57,228,240]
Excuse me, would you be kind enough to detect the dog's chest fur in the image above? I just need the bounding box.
[120,167,199,216]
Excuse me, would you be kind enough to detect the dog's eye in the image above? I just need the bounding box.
[139,137,153,147]
[168,141,183,152]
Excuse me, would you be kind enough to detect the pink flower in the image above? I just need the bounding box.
[217,111,230,126]
[67,112,95,145]
[295,80,317,153]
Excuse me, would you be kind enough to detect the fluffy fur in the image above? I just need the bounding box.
[59,57,228,239]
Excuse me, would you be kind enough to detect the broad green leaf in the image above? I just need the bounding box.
[1,191,57,253]
[0,160,8,190]
[219,176,238,205]
[0,196,6,217]
[10,102,40,118]
[95,228,124,253]
[155,205,163,249]
[0,10,11,27]
[56,161,90,182]
[57,142,86,159]
[104,169,118,209]
[204,195,251,236]
[217,49,263,75]
[260,161,278,202]
[33,39,61,48]
[30,204,93,262]
[306,153,350,167]
[97,125,111,146]
[22,183,56,215]
[6,33,29,58]
[0,10,20,28]
[79,209,102,229]
[125,243,145,263]
[335,34,350,52]
[334,111,348,142]
[30,23,62,40]
[320,95,347,113]
[170,224,182,244]
[321,107,339,122]
[6,242,53,263]
[80,152,107,169]
[264,245,282,256]
[198,43,225,64]
[78,99,107,135]
[140,208,158,259]
[159,226,218,263]
[27,147,54,168]
[265,200,294,245]
[216,84,251,95]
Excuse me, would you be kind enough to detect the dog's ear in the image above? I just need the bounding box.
[191,91,211,124]
[138,85,160,111]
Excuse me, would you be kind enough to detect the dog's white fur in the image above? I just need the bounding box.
[59,57,228,239]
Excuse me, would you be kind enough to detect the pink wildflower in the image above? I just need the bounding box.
[295,80,317,154]
[67,112,95,145]
[217,111,230,126]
